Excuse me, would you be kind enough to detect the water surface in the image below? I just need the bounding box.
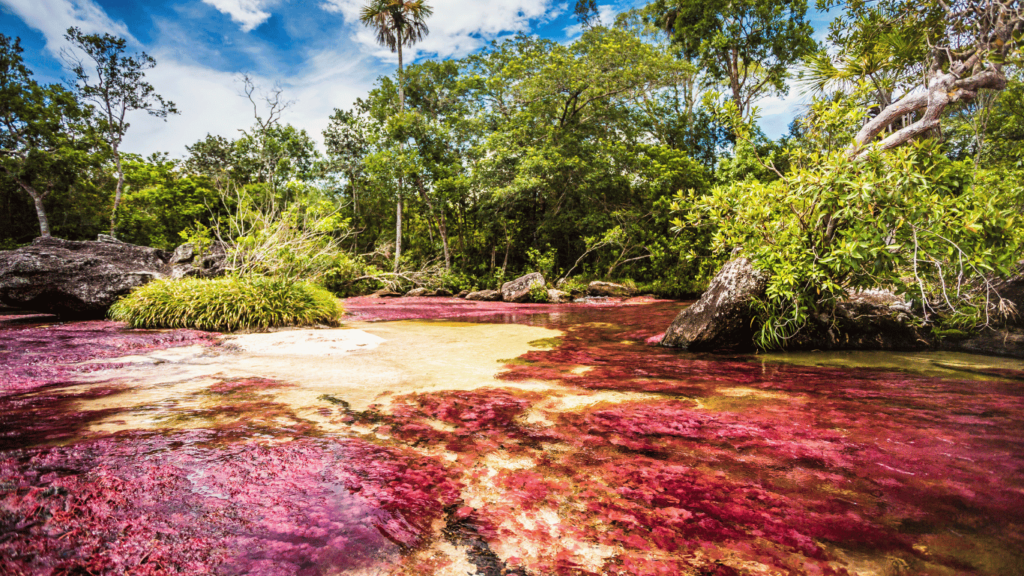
[1,298,1022,575]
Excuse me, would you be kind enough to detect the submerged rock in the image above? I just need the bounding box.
[661,258,767,351]
[587,281,633,298]
[501,272,545,303]
[465,289,502,302]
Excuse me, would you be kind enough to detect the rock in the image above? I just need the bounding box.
[942,328,1024,359]
[661,258,768,351]
[404,287,430,297]
[433,288,453,297]
[588,281,633,298]
[0,237,170,319]
[371,288,401,298]
[0,237,231,319]
[786,290,934,351]
[500,272,545,303]
[456,290,470,298]
[465,289,502,302]
[547,289,571,304]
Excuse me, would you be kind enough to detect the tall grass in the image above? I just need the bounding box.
[110,276,342,332]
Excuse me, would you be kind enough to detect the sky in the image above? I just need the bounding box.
[0,0,831,158]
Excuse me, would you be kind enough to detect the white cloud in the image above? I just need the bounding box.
[0,0,133,51]
[322,0,557,59]
[201,0,275,32]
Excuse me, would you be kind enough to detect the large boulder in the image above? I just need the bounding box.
[661,258,767,351]
[587,281,633,298]
[786,290,933,351]
[465,289,502,302]
[500,272,545,303]
[0,237,162,319]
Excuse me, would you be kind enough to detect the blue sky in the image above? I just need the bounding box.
[0,0,830,157]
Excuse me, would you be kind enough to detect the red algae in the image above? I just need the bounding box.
[3,297,1024,575]
[0,431,461,575]
[0,320,218,396]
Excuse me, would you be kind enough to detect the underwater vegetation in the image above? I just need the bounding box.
[1,300,1023,575]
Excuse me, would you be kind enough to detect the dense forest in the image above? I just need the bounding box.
[2,0,1022,346]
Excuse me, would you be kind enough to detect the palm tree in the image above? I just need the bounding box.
[360,0,433,272]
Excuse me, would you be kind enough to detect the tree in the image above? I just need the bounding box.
[64,27,178,236]
[0,34,93,237]
[359,0,433,272]
[646,0,817,118]
[837,0,1024,155]
[575,0,600,27]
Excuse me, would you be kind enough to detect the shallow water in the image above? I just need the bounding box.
[1,298,1023,576]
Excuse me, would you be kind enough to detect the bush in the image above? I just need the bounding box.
[678,141,1022,348]
[110,276,342,332]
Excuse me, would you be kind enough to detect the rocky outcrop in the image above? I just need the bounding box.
[465,289,502,302]
[455,290,470,298]
[371,288,401,298]
[433,288,453,297]
[588,281,633,298]
[0,236,226,319]
[166,242,228,280]
[501,273,545,303]
[785,290,933,352]
[547,289,571,304]
[404,287,430,297]
[661,258,767,351]
[943,329,1024,359]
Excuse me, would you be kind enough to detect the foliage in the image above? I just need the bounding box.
[679,140,1022,348]
[64,27,177,235]
[0,34,98,237]
[109,275,342,332]
[645,0,817,117]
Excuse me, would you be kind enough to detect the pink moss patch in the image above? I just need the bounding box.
[0,320,218,396]
[0,431,461,575]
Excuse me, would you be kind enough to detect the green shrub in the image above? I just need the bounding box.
[110,276,342,332]
[527,283,550,303]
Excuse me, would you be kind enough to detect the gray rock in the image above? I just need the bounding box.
[942,328,1024,359]
[661,258,768,351]
[465,289,502,302]
[371,288,401,298]
[456,290,470,298]
[500,272,545,303]
[587,281,633,298]
[404,287,430,297]
[0,237,171,319]
[547,289,571,304]
[0,237,229,319]
[433,288,453,297]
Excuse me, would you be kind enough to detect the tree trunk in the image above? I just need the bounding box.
[394,42,405,273]
[416,175,450,271]
[4,167,50,237]
[20,181,50,237]
[110,145,124,236]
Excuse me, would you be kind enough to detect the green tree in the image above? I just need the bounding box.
[64,27,178,236]
[359,0,433,272]
[645,0,817,118]
[0,34,95,237]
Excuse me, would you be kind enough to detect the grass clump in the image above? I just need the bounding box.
[110,276,342,332]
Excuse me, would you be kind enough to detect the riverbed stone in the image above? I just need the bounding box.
[433,288,453,297]
[661,258,767,351]
[404,287,430,297]
[465,289,502,302]
[501,272,545,303]
[456,290,470,298]
[588,281,633,297]
[371,288,401,298]
[547,289,571,304]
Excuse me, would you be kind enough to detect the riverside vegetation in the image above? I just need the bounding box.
[2,0,1023,341]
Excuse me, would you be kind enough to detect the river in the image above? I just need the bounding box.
[1,297,1022,575]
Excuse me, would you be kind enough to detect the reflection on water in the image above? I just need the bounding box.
[1,298,1023,576]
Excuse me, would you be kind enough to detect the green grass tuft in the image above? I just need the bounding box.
[109,276,343,332]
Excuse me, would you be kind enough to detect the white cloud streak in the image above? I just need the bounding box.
[322,0,558,58]
[200,0,275,32]
[0,0,133,51]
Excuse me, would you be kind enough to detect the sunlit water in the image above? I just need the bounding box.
[1,298,1022,575]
